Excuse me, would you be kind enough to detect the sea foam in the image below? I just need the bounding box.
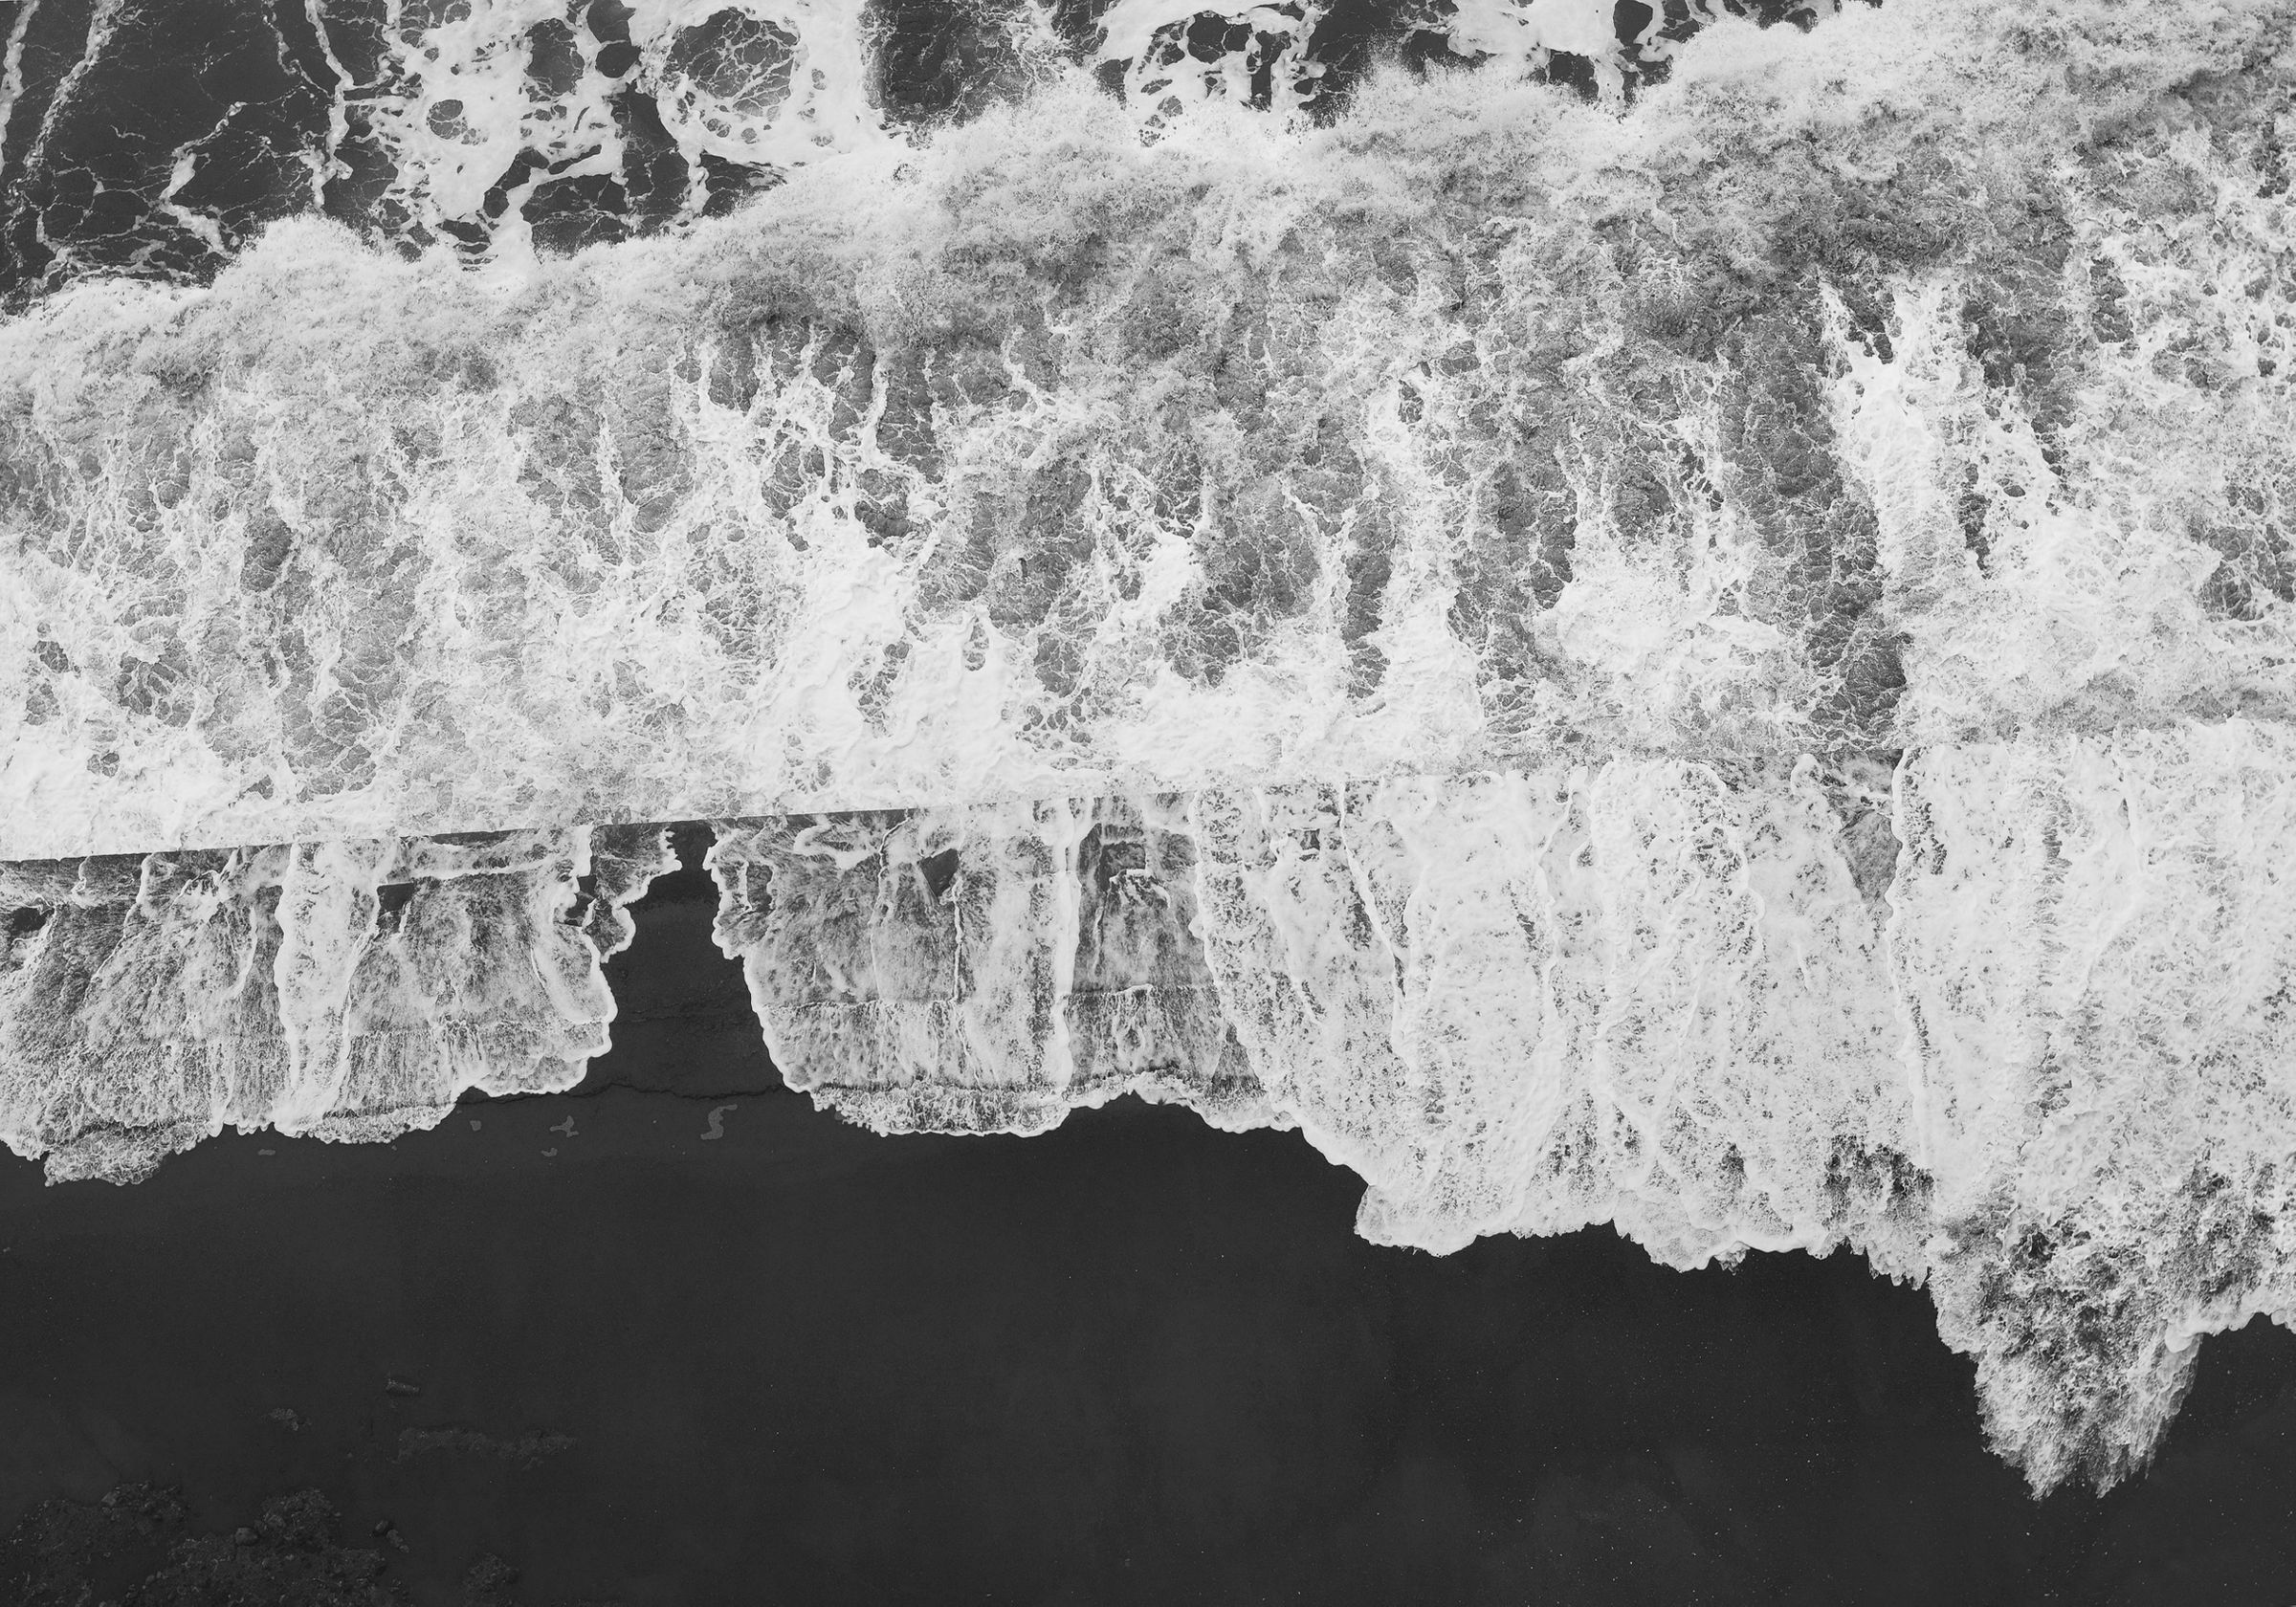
[3,0,2294,1494]
[4,0,2287,857]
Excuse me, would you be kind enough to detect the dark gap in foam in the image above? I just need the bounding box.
[372,881,417,926]
[577,820,784,1101]
[918,846,961,903]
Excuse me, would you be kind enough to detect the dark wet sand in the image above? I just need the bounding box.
[3,850,2293,1605]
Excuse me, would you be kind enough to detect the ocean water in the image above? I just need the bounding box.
[5,0,2290,858]
[4,0,2296,1551]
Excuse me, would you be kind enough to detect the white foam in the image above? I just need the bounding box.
[692,723,2296,1490]
[0,823,671,1183]
[5,0,2296,1501]
[6,2,2287,855]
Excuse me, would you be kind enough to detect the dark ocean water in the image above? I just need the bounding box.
[0,0,1739,301]
[3,852,2294,1605]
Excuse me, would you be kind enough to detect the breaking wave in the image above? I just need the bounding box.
[5,0,2296,1499]
[4,0,2288,856]
[0,822,673,1183]
[6,732,2295,1492]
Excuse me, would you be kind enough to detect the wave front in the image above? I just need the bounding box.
[4,0,2295,1503]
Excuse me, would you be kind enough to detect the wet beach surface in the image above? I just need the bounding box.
[3,857,2295,1606]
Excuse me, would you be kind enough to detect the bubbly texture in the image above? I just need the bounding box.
[5,0,2296,1498]
[7,743,2294,1493]
[0,823,673,1183]
[705,732,2296,1493]
[5,0,2292,854]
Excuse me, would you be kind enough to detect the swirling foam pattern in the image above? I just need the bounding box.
[6,0,2289,856]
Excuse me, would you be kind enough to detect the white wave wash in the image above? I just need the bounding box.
[3,0,2290,857]
[704,728,2296,1493]
[0,823,673,1184]
[3,0,2296,1499]
[5,732,2293,1490]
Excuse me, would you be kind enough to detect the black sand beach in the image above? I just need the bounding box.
[4,856,2294,1605]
